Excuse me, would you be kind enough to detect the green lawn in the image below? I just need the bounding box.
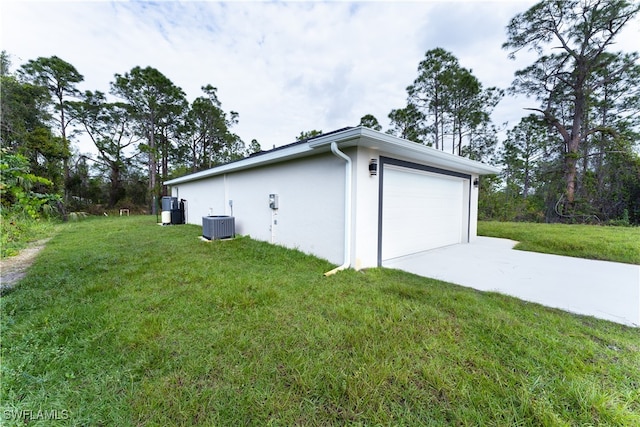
[479,221,640,265]
[2,216,639,426]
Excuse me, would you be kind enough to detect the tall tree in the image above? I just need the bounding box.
[358,114,382,131]
[111,66,187,214]
[406,48,458,149]
[157,96,188,192]
[405,48,502,155]
[1,53,49,152]
[387,104,424,143]
[0,50,10,76]
[183,85,243,172]
[19,56,84,203]
[503,0,640,210]
[247,139,261,156]
[500,115,548,199]
[564,51,640,222]
[68,91,141,207]
[1,52,65,196]
[462,121,500,163]
[446,68,503,156]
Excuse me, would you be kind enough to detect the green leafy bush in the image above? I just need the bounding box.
[0,148,61,219]
[1,149,62,257]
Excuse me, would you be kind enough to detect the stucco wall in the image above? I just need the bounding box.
[170,144,483,270]
[171,176,226,219]
[172,152,347,265]
[351,147,381,269]
[469,174,480,241]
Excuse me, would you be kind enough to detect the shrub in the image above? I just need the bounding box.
[0,148,61,219]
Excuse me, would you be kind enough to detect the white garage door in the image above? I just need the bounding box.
[381,164,469,262]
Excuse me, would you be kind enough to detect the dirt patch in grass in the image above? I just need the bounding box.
[0,239,49,294]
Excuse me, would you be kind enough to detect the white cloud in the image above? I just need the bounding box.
[2,0,638,156]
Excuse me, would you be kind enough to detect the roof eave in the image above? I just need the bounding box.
[311,127,501,175]
[165,127,500,186]
[164,142,317,185]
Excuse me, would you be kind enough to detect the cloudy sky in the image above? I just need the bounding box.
[2,0,639,154]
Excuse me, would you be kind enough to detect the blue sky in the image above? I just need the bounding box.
[2,1,639,155]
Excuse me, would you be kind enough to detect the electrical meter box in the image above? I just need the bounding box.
[269,194,279,209]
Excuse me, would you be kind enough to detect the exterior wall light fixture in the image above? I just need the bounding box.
[369,159,378,176]
[473,178,479,188]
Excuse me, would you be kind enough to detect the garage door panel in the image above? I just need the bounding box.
[382,166,467,261]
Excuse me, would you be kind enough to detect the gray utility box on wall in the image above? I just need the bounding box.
[202,216,235,240]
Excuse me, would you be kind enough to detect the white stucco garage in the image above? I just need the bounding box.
[164,127,499,272]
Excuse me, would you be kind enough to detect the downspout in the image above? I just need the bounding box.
[324,142,352,276]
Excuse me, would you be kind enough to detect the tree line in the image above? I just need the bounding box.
[1,0,639,224]
[1,55,258,217]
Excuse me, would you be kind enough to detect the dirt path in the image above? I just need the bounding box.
[0,239,50,294]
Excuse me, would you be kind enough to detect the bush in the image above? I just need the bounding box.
[0,149,62,219]
[607,209,632,227]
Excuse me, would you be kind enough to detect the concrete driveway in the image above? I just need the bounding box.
[383,237,640,327]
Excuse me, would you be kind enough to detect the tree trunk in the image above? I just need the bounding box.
[58,92,70,206]
[523,158,530,198]
[192,138,198,173]
[433,88,440,150]
[564,151,578,206]
[109,165,121,208]
[149,119,157,215]
[565,62,589,208]
[161,132,169,197]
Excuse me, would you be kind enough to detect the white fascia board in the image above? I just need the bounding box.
[165,127,500,186]
[164,142,318,185]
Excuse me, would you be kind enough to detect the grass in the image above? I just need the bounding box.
[478,221,640,265]
[0,213,60,258]
[1,216,639,426]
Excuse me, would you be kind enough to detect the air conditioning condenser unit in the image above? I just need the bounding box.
[202,216,235,240]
